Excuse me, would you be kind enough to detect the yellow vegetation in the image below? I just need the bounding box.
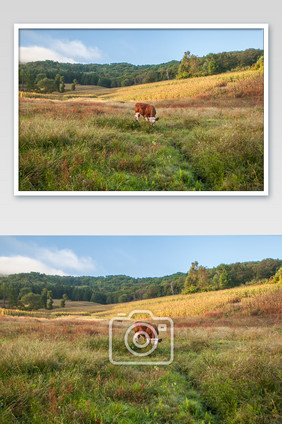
[100,70,263,101]
[92,283,281,319]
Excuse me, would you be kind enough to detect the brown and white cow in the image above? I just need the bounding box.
[134,103,159,126]
[133,321,162,346]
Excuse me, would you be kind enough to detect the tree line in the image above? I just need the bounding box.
[177,48,263,79]
[19,60,180,92]
[0,258,280,310]
[18,48,263,92]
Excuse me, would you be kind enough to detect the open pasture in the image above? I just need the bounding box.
[0,283,281,423]
[18,70,264,192]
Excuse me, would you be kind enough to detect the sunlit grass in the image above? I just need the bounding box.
[19,93,264,192]
[0,293,280,423]
[1,283,280,321]
[99,70,263,101]
[90,283,281,319]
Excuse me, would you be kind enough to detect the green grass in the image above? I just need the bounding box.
[19,95,264,192]
[0,284,281,422]
[0,316,280,423]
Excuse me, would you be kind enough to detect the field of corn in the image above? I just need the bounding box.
[0,282,281,423]
[18,70,264,192]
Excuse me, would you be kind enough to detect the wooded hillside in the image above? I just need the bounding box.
[19,48,263,91]
[0,258,280,310]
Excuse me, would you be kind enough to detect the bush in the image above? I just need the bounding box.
[20,293,42,310]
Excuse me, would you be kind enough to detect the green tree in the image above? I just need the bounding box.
[47,290,53,310]
[35,73,47,83]
[183,262,210,293]
[41,288,48,308]
[60,293,68,307]
[19,287,32,299]
[144,284,161,299]
[177,51,200,79]
[25,71,36,90]
[97,77,111,88]
[197,266,210,291]
[203,54,219,75]
[118,293,128,303]
[21,293,42,310]
[8,286,18,308]
[0,282,7,307]
[143,70,158,84]
[271,267,282,284]
[59,76,65,93]
[90,292,107,304]
[183,261,200,293]
[212,265,231,290]
[37,78,56,93]
[254,55,264,71]
[54,74,61,91]
[71,79,77,91]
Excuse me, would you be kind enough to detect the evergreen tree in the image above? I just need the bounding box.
[41,288,48,308]
[59,76,65,93]
[71,79,77,91]
[60,293,68,307]
[54,74,61,91]
[47,290,53,310]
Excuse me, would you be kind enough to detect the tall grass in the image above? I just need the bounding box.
[91,283,281,320]
[100,70,263,102]
[0,312,280,423]
[19,94,264,191]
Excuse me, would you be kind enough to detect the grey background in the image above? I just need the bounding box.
[1,0,281,236]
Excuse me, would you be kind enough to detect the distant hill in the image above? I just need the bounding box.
[0,258,280,308]
[19,48,263,90]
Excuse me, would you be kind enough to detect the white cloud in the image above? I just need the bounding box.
[37,248,95,273]
[0,256,65,276]
[19,46,77,63]
[19,39,102,64]
[54,40,102,61]
[0,239,96,276]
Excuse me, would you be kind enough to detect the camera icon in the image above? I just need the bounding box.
[109,310,174,365]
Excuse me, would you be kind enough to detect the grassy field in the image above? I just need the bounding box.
[18,70,264,192]
[0,283,281,423]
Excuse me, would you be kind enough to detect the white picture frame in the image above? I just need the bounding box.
[14,23,269,196]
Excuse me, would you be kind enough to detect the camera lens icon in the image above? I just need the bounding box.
[124,322,159,357]
[109,310,174,365]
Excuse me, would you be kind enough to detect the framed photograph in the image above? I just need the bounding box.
[14,24,268,196]
[0,234,281,421]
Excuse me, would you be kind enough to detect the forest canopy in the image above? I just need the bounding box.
[0,258,280,310]
[19,48,263,91]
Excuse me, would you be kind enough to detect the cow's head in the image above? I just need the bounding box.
[148,117,159,126]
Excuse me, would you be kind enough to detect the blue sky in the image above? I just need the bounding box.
[19,28,264,65]
[0,236,280,278]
